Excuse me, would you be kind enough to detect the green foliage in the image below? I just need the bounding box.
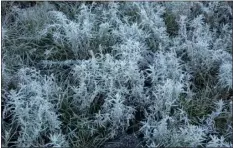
[164,11,179,36]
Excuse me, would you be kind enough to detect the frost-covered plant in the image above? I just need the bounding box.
[1,1,232,148]
[40,2,122,59]
[45,132,69,147]
[97,92,136,138]
[141,114,207,147]
[202,99,232,140]
[218,61,232,90]
[2,27,8,42]
[173,10,231,74]
[131,2,170,51]
[43,7,95,59]
[5,2,54,41]
[113,23,150,43]
[70,45,143,136]
[1,2,56,73]
[139,49,195,147]
[207,135,233,147]
[174,14,216,73]
[3,68,67,147]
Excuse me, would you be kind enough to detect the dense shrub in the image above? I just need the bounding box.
[1,1,232,147]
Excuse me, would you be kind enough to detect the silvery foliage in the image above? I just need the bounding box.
[201,99,232,143]
[44,4,95,59]
[7,2,54,41]
[139,51,198,147]
[137,2,232,147]
[218,60,232,90]
[2,1,232,147]
[172,14,231,75]
[3,68,68,147]
[40,2,123,59]
[71,40,145,137]
[45,132,69,147]
[136,3,170,50]
[207,135,233,147]
[170,2,232,76]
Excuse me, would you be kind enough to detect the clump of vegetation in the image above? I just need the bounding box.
[1,1,232,148]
